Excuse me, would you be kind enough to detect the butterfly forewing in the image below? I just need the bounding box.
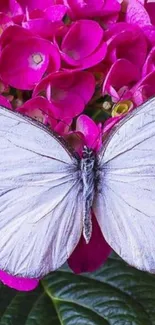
[0,107,83,278]
[93,97,155,272]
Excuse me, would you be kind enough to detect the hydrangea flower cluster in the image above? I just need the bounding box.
[0,0,154,291]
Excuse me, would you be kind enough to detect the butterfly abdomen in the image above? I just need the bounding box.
[81,146,97,243]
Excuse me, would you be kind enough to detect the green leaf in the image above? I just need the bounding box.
[1,254,155,325]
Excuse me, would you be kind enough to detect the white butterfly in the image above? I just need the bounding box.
[0,97,155,278]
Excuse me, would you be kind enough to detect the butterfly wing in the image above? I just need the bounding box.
[0,107,83,278]
[93,97,155,272]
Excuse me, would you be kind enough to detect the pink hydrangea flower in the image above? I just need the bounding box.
[0,30,60,89]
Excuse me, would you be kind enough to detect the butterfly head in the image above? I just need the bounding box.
[82,146,95,160]
[81,146,96,175]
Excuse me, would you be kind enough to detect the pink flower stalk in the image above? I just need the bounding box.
[0,0,154,291]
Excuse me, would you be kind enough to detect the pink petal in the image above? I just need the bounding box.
[132,85,150,106]
[68,213,111,273]
[102,59,140,100]
[0,0,9,12]
[45,5,68,22]
[142,46,155,76]
[17,96,74,134]
[9,0,23,16]
[0,0,23,16]
[66,71,95,104]
[131,70,155,105]
[61,20,104,60]
[101,13,120,28]
[0,95,12,108]
[0,79,8,93]
[64,131,85,153]
[33,71,95,117]
[64,0,104,19]
[0,38,60,90]
[33,71,74,96]
[22,5,67,40]
[116,31,147,68]
[125,0,151,27]
[64,0,120,19]
[0,270,38,291]
[0,13,13,33]
[76,114,102,151]
[29,8,46,19]
[60,19,107,69]
[54,118,72,135]
[17,0,54,11]
[51,93,85,119]
[17,96,55,124]
[18,96,74,133]
[61,40,107,69]
[145,2,155,25]
[105,23,147,68]
[0,25,33,50]
[143,25,155,47]
[103,115,122,133]
[101,0,121,16]
[138,0,145,4]
[22,19,61,40]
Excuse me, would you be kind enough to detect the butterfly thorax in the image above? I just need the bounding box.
[81,146,96,244]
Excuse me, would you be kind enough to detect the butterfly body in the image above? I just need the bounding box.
[81,146,97,243]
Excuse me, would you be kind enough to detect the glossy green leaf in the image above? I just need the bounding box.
[0,254,155,325]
